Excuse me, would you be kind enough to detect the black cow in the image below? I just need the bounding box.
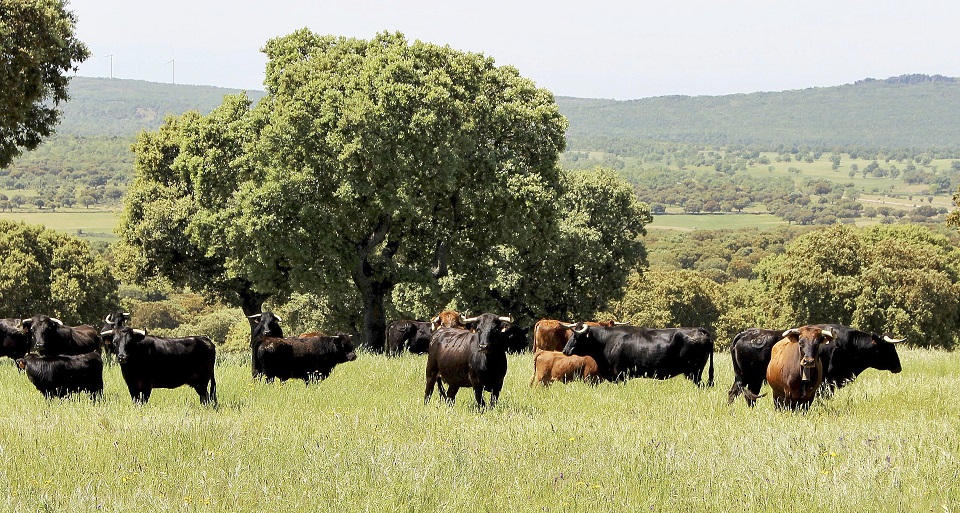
[726,328,782,406]
[503,324,531,354]
[102,327,217,405]
[22,314,101,356]
[17,352,103,400]
[727,324,905,406]
[255,333,357,384]
[99,311,131,357]
[385,320,433,355]
[0,318,29,361]
[424,313,512,408]
[248,312,284,377]
[561,324,714,386]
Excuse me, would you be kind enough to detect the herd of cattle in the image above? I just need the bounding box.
[0,308,905,411]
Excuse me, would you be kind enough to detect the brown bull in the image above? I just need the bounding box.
[533,319,618,351]
[764,326,834,410]
[431,310,465,331]
[529,350,602,386]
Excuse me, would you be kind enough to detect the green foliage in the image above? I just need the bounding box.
[606,269,725,334]
[0,220,115,323]
[756,224,960,347]
[0,0,89,167]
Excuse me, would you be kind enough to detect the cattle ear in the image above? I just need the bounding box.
[15,358,25,369]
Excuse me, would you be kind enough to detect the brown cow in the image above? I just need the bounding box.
[533,319,619,351]
[764,326,834,410]
[431,310,464,331]
[529,350,602,386]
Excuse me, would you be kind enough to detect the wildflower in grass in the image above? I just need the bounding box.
[184,495,192,504]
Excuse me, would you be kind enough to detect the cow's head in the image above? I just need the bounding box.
[335,334,358,363]
[431,310,463,331]
[562,322,597,356]
[783,326,834,368]
[22,314,64,354]
[462,313,512,350]
[870,332,905,373]
[100,311,130,355]
[248,312,284,341]
[100,327,147,364]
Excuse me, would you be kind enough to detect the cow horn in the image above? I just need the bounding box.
[133,329,147,336]
[50,318,63,326]
[782,328,801,337]
[573,324,589,334]
[498,316,513,323]
[559,322,577,328]
[884,336,906,344]
[821,328,834,339]
[614,321,630,326]
[274,315,283,322]
[100,329,114,336]
[21,319,31,328]
[247,314,262,319]
[461,314,479,324]
[104,314,113,323]
[431,315,440,324]
[123,312,131,317]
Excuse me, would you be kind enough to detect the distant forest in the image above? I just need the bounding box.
[5,74,960,210]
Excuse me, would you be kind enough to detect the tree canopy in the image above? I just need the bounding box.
[0,0,89,168]
[0,220,116,323]
[118,30,653,350]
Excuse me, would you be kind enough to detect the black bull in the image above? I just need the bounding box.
[562,325,714,386]
[424,313,512,408]
[727,324,904,406]
[23,314,101,356]
[386,320,432,355]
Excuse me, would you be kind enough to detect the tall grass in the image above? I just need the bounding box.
[0,348,955,512]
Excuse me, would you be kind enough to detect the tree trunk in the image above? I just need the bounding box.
[359,280,390,352]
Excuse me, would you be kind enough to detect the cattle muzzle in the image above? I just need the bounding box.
[800,356,817,368]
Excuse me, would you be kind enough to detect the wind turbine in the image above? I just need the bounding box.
[166,59,175,84]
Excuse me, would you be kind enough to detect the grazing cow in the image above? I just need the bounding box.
[726,328,782,406]
[100,311,131,357]
[727,325,905,406]
[22,314,102,356]
[503,324,531,353]
[562,324,714,386]
[430,310,464,331]
[529,350,602,386]
[0,318,29,362]
[247,312,284,377]
[103,327,217,406]
[255,333,357,384]
[424,313,512,408]
[385,320,433,355]
[764,326,834,410]
[16,352,103,400]
[533,319,619,352]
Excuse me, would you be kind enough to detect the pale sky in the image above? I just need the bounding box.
[69,0,960,100]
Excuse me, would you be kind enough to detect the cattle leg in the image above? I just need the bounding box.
[129,387,150,404]
[445,386,459,405]
[473,387,486,408]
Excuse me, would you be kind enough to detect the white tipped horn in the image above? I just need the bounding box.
[460,315,479,324]
[50,318,63,326]
[431,315,440,324]
[884,335,906,344]
[821,328,834,339]
[560,322,577,328]
[133,329,147,336]
[100,329,114,336]
[573,324,589,334]
[247,314,263,320]
[273,315,283,323]
[614,321,630,326]
[498,316,513,323]
[782,328,801,337]
[104,314,113,324]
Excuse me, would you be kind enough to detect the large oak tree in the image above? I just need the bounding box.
[0,0,89,167]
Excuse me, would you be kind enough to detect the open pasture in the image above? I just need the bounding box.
[0,209,119,241]
[0,347,956,512]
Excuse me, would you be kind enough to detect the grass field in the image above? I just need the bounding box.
[649,213,787,231]
[0,209,119,241]
[0,347,955,512]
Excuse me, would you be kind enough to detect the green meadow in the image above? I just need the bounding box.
[0,347,955,512]
[0,209,119,241]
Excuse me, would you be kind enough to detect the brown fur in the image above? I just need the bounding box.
[766,326,832,410]
[533,319,617,351]
[431,310,464,331]
[529,350,602,386]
